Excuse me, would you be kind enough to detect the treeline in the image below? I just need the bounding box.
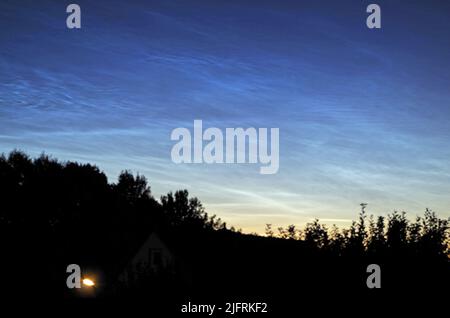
[1,150,449,296]
[268,204,449,260]
[0,150,227,296]
[0,150,226,232]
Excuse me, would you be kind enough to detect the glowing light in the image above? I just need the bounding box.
[82,278,95,287]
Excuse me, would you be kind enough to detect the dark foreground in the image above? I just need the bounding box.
[1,151,448,314]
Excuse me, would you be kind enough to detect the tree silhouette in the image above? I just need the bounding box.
[1,150,448,298]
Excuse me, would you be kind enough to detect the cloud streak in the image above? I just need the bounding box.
[1,0,449,232]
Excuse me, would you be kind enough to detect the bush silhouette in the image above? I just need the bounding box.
[1,150,448,298]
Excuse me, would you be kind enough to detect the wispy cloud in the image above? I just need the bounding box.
[1,0,449,232]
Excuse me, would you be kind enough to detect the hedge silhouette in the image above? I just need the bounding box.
[1,150,448,298]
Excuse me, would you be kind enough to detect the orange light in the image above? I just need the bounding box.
[82,278,95,287]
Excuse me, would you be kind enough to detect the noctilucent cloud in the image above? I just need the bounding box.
[1,0,449,232]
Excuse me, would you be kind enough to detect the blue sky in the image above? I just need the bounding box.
[1,0,449,232]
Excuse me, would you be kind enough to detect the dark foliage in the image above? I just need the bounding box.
[1,151,448,300]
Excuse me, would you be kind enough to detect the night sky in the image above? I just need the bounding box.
[1,0,449,232]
